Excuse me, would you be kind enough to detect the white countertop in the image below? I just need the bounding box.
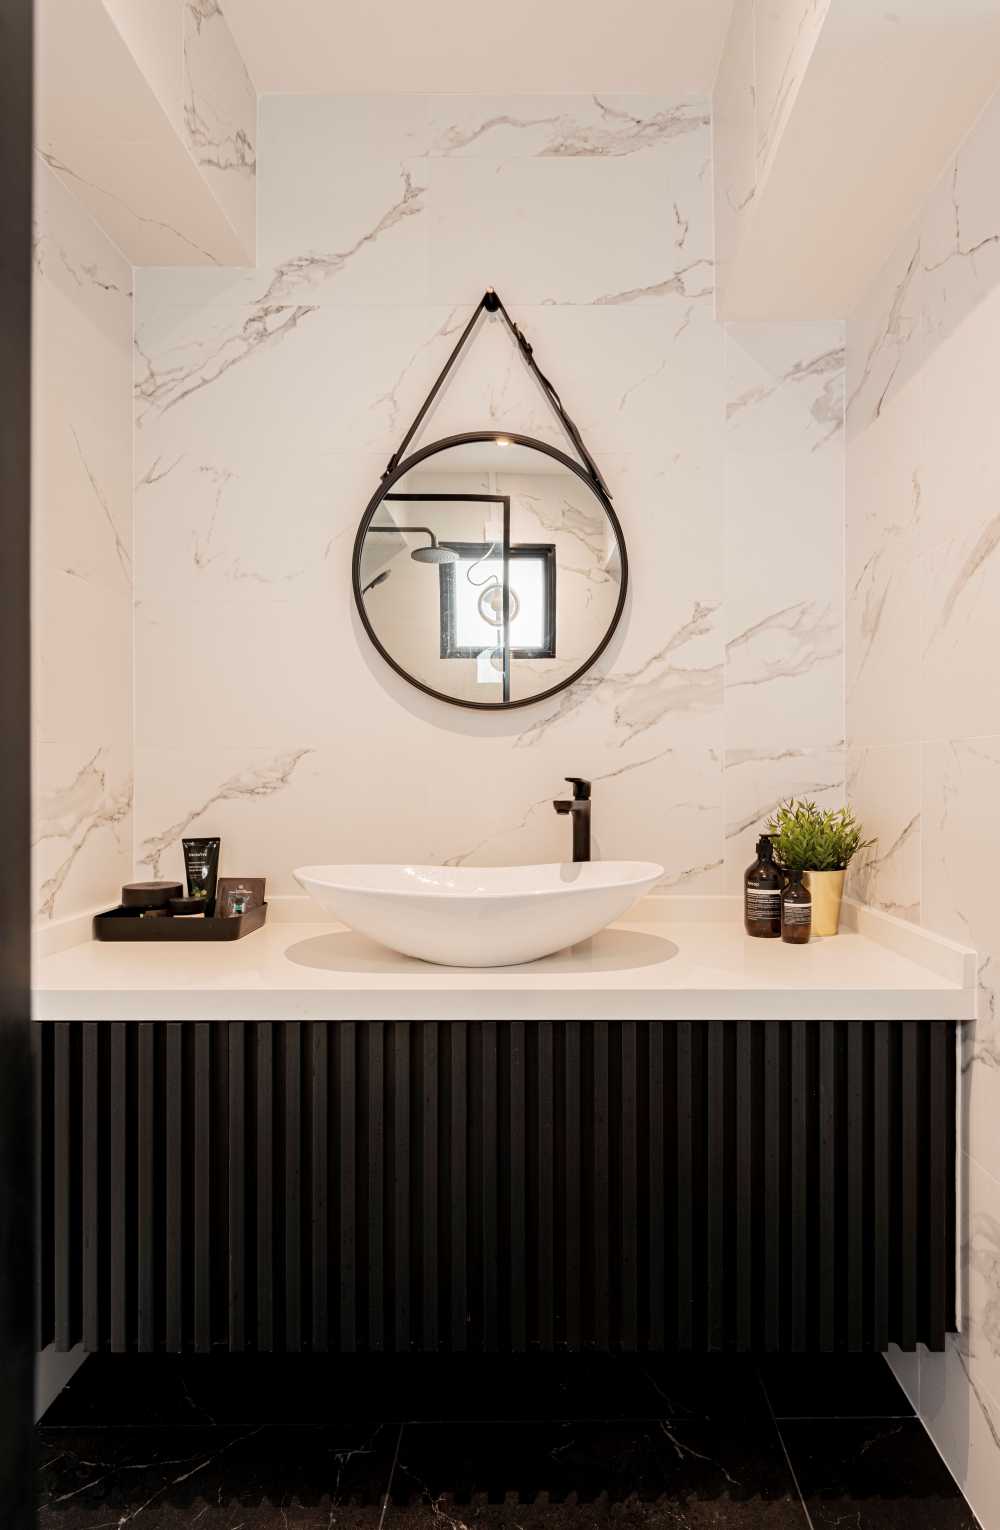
[32,896,977,1022]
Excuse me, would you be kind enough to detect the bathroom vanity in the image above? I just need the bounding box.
[33,898,975,1359]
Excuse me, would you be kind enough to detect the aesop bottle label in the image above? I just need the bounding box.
[746,889,780,914]
[782,902,811,926]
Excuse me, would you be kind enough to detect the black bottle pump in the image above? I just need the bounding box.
[744,832,782,938]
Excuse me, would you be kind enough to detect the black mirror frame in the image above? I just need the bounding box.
[352,431,629,711]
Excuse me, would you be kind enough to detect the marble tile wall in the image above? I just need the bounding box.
[723,320,846,887]
[105,0,257,239]
[180,0,257,252]
[846,79,1000,1530]
[753,0,833,182]
[713,0,833,312]
[42,0,256,265]
[32,159,134,924]
[131,93,846,901]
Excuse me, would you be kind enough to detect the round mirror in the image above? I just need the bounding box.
[353,433,627,709]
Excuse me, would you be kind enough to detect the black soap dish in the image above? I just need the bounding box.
[94,903,267,941]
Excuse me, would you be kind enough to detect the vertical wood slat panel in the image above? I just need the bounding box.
[338,1023,357,1352]
[873,1023,891,1351]
[137,1024,155,1354]
[763,1025,781,1351]
[481,1023,498,1352]
[450,1024,468,1353]
[735,1024,753,1349]
[53,1026,73,1351]
[647,1024,665,1351]
[620,1022,638,1351]
[256,1023,274,1352]
[393,1022,411,1353]
[846,1024,864,1351]
[82,1025,100,1351]
[368,1024,385,1351]
[790,1024,808,1352]
[818,1022,836,1353]
[564,1022,582,1351]
[899,1022,918,1349]
[212,1025,229,1351]
[706,1023,725,1351]
[311,1023,329,1353]
[927,1023,949,1352]
[36,1025,54,1352]
[227,1024,246,1353]
[39,1017,960,1356]
[164,1024,184,1353]
[423,1023,440,1352]
[675,1023,693,1349]
[109,1025,128,1353]
[509,1020,526,1352]
[592,1022,610,1349]
[193,1024,212,1353]
[536,1022,555,1352]
[285,1023,303,1352]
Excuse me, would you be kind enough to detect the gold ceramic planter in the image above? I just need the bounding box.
[804,869,846,935]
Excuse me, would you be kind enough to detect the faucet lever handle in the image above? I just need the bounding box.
[564,777,591,800]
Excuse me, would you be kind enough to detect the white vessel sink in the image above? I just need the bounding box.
[294,861,664,967]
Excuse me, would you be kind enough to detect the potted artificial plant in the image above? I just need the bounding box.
[765,800,875,936]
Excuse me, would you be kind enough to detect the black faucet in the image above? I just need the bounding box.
[553,777,592,862]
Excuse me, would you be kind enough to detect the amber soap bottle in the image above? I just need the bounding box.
[744,833,782,937]
[781,868,812,944]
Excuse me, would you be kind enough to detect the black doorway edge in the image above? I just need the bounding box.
[0,0,35,1524]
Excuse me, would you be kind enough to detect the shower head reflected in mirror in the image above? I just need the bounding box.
[367,525,459,565]
[410,541,458,565]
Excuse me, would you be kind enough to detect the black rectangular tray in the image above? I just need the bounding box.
[94,902,267,941]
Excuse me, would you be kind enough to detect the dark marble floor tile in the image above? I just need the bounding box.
[36,1423,399,1528]
[41,1354,695,1427]
[758,1356,915,1419]
[639,1357,767,1421]
[384,1418,809,1527]
[780,1419,980,1530]
[377,1355,701,1423]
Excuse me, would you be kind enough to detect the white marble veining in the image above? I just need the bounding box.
[753,0,832,182]
[922,739,1000,1170]
[425,95,709,160]
[712,0,832,315]
[182,0,257,254]
[723,744,844,893]
[37,0,256,266]
[846,746,920,924]
[964,1155,1000,1419]
[724,322,845,751]
[847,76,1000,1528]
[712,0,756,307]
[32,160,134,924]
[130,92,846,914]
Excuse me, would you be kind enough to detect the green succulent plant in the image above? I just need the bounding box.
[764,799,876,873]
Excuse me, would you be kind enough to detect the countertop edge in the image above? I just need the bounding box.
[32,989,976,1023]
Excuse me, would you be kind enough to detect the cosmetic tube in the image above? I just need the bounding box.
[182,836,220,915]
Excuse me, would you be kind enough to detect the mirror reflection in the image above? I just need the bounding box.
[356,437,625,707]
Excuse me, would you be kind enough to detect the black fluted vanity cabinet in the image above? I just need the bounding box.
[36,1019,956,1356]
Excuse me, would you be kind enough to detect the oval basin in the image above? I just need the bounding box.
[294,861,664,967]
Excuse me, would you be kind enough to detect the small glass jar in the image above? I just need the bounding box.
[781,868,812,944]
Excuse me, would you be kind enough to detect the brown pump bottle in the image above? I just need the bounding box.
[781,867,812,944]
[744,833,782,938]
